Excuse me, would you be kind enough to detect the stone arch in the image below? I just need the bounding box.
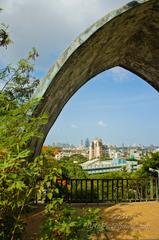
[31,0,159,155]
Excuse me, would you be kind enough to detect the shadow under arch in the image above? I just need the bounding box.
[31,0,159,156]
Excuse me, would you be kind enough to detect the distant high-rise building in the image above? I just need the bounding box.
[85,138,90,148]
[89,138,105,160]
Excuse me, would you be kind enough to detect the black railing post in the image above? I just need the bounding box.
[70,179,73,202]
[102,180,104,202]
[107,180,109,201]
[112,179,114,201]
[91,179,93,203]
[117,179,119,202]
[122,179,124,200]
[75,179,77,202]
[97,180,99,202]
[85,179,88,203]
[81,180,83,202]
[127,179,129,200]
[65,179,68,202]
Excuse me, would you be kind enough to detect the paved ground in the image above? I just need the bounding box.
[23,202,159,240]
[93,202,159,240]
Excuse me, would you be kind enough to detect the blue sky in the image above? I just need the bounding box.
[45,67,159,146]
[0,0,159,146]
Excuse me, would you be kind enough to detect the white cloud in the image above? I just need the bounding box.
[110,66,130,83]
[0,0,129,73]
[97,120,106,127]
[71,124,78,129]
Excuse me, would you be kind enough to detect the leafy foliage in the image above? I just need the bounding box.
[0,17,106,240]
[2,48,39,102]
[0,95,46,153]
[39,204,108,240]
[56,155,88,179]
[0,9,12,48]
[88,170,133,179]
[42,146,61,157]
[0,27,48,238]
[0,92,48,239]
[41,146,61,168]
[136,152,159,177]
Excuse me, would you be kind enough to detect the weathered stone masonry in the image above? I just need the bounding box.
[31,0,159,155]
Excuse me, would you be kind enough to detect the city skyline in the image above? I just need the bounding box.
[51,138,158,149]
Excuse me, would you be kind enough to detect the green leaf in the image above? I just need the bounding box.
[47,192,53,200]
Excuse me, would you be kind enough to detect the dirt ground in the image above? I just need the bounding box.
[98,201,159,240]
[23,205,44,240]
[23,202,159,240]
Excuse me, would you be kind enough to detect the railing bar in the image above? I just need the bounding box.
[97,180,99,202]
[81,180,83,202]
[122,179,124,200]
[145,178,148,201]
[75,179,77,201]
[71,180,73,202]
[65,179,68,202]
[117,179,119,202]
[102,179,104,202]
[107,180,109,201]
[112,180,114,201]
[85,179,87,203]
[60,179,62,198]
[127,179,129,200]
[91,180,93,203]
[140,181,143,201]
[56,178,158,203]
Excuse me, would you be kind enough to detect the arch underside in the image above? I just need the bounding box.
[32,0,159,155]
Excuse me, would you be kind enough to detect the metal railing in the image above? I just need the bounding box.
[56,177,158,203]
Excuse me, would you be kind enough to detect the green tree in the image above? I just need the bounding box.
[58,155,88,179]
[0,9,12,47]
[0,16,106,240]
[137,152,159,177]
[0,24,48,237]
[0,93,49,239]
[2,48,39,102]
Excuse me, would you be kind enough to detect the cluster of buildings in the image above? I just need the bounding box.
[84,138,138,173]
[54,145,88,160]
[88,138,148,161]
[53,138,159,174]
[80,158,138,174]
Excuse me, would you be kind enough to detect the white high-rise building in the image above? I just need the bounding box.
[89,138,104,160]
